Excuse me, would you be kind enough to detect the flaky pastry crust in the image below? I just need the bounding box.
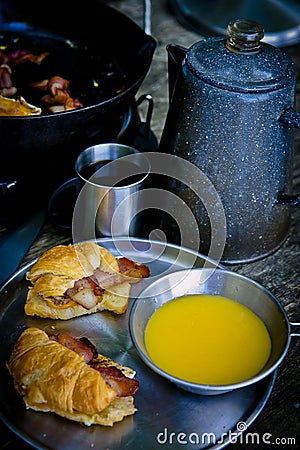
[7,328,137,426]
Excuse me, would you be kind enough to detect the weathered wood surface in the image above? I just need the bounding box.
[1,1,299,449]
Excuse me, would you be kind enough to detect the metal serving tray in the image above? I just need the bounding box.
[0,238,276,450]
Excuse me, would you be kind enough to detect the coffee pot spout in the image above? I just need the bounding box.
[166,44,187,102]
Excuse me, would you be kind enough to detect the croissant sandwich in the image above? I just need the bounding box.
[25,241,150,320]
[7,327,139,426]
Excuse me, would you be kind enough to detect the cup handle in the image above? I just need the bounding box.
[47,177,81,230]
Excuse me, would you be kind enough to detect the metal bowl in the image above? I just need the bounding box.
[129,268,296,395]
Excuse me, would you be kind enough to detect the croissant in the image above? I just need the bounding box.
[25,241,150,320]
[7,327,139,426]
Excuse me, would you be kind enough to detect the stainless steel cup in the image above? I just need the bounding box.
[73,143,150,237]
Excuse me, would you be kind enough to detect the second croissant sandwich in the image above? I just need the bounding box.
[7,327,139,426]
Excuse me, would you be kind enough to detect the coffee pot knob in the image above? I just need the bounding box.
[226,18,264,55]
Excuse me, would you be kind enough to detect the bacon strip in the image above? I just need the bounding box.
[118,257,150,279]
[92,269,128,289]
[64,276,104,309]
[89,362,139,397]
[64,257,150,309]
[48,332,139,397]
[79,337,98,359]
[0,48,84,115]
[0,64,16,97]
[32,75,83,112]
[0,49,49,67]
[3,49,49,66]
[92,258,150,289]
[0,49,48,100]
[48,332,96,363]
[66,276,103,297]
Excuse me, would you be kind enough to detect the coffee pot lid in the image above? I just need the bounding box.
[186,19,295,93]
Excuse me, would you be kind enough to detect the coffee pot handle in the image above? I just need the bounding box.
[280,107,300,128]
[278,108,300,205]
[278,192,300,206]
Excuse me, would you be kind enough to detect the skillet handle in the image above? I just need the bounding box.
[133,94,158,151]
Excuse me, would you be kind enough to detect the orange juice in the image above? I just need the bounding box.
[144,294,271,385]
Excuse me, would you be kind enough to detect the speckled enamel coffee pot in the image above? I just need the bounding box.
[159,19,300,264]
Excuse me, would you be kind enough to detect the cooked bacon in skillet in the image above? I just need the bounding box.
[31,75,83,112]
[0,49,49,66]
[0,48,83,114]
[0,64,16,97]
[0,49,48,99]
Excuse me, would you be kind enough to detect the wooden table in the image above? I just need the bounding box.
[1,1,299,449]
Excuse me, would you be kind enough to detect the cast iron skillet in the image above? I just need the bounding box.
[0,0,156,228]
